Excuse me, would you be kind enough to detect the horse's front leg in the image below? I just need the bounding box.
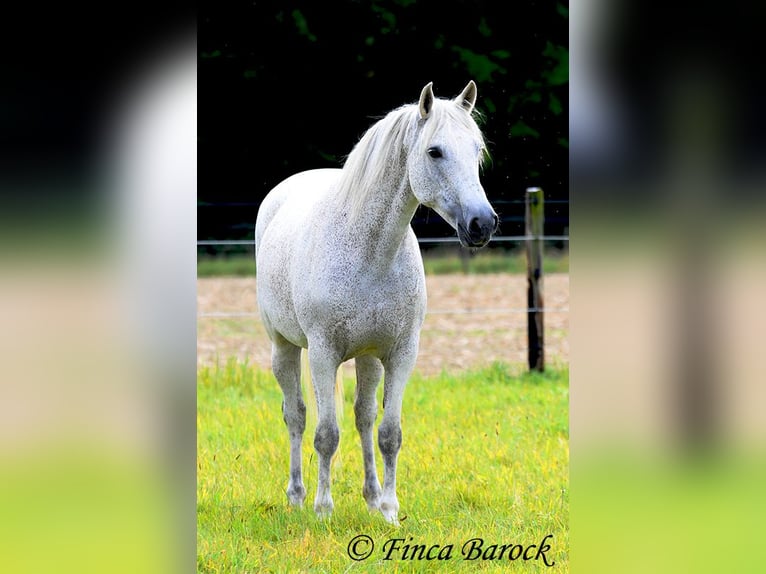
[379,342,418,526]
[354,355,383,511]
[308,344,341,518]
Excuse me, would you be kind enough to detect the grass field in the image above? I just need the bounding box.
[196,250,569,278]
[197,360,569,572]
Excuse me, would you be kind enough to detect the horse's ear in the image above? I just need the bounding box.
[419,82,435,119]
[455,80,477,113]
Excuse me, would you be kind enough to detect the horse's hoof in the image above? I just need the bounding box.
[363,485,382,512]
[314,495,334,519]
[286,484,306,506]
[380,501,400,526]
[287,492,306,507]
[314,506,334,521]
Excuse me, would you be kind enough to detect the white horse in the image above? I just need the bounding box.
[255,81,497,524]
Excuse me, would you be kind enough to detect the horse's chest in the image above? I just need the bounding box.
[343,283,424,356]
[333,272,423,324]
[299,266,425,356]
[358,282,423,328]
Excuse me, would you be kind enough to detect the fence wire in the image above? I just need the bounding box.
[197,234,569,318]
[197,235,569,246]
[198,307,569,319]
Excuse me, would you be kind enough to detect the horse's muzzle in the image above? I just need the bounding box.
[458,211,499,248]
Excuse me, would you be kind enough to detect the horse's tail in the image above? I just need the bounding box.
[301,349,344,467]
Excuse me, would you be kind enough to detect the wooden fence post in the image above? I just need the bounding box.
[526,187,544,372]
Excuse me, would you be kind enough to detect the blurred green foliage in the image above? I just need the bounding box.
[199,1,568,242]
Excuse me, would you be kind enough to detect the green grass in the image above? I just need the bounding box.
[197,250,568,277]
[198,360,569,572]
[422,250,568,275]
[197,256,257,278]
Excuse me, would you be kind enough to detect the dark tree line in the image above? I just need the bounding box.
[199,0,568,245]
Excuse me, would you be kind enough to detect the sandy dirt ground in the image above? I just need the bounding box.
[198,273,568,377]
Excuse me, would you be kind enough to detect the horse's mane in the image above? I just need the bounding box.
[336,98,486,221]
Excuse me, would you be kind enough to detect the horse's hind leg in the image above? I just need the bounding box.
[308,343,341,518]
[354,355,383,511]
[272,338,306,506]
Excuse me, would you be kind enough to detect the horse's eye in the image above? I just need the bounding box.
[427,147,443,159]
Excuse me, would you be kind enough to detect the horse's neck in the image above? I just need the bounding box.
[341,171,419,268]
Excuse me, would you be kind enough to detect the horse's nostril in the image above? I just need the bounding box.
[469,217,482,235]
[492,214,499,230]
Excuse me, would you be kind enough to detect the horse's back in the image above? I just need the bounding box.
[255,168,341,257]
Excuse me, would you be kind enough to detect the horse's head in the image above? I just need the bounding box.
[407,81,499,248]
